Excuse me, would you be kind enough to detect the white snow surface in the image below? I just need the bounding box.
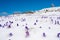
[0,7,60,40]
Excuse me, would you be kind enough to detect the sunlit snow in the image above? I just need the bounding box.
[0,7,60,40]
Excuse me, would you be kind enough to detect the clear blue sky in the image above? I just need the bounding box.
[0,0,60,16]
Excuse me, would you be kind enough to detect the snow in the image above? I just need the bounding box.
[35,7,60,13]
[0,7,60,40]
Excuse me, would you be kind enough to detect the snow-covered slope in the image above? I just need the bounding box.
[35,7,60,13]
[0,7,60,40]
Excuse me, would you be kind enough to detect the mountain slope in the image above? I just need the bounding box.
[0,7,60,40]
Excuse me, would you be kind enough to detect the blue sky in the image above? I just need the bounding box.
[0,0,60,16]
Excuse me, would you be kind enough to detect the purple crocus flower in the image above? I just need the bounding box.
[17,24,19,26]
[25,31,29,37]
[57,33,60,38]
[9,33,13,37]
[25,26,29,30]
[36,20,38,22]
[34,23,36,25]
[0,24,2,27]
[43,32,46,37]
[57,21,60,25]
